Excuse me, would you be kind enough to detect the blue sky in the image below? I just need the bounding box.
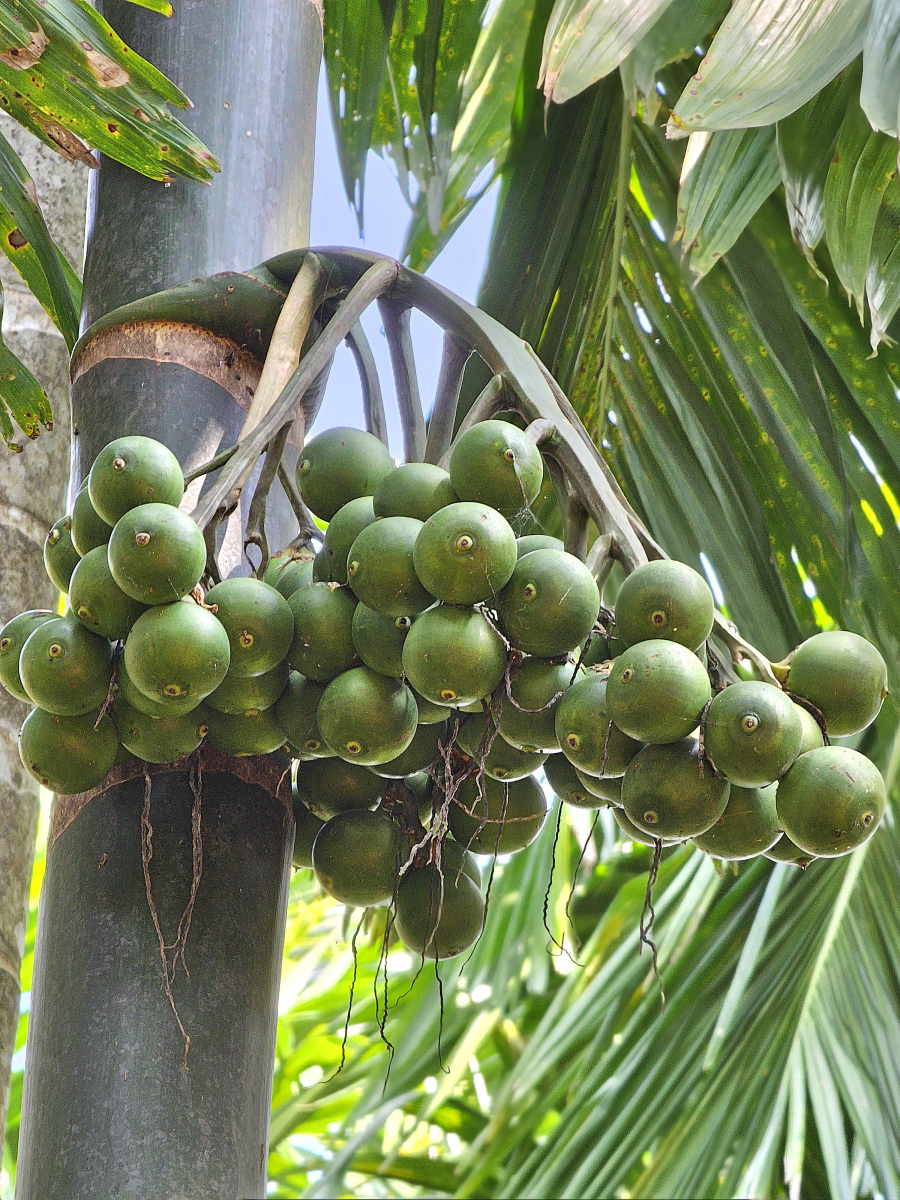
[308,71,498,458]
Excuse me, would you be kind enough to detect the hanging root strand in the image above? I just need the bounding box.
[639,837,665,1011]
[141,767,192,1068]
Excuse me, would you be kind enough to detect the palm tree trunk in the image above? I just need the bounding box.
[15,4,322,1197]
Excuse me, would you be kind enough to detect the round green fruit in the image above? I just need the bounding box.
[68,546,147,640]
[89,436,184,525]
[292,793,325,868]
[204,577,293,677]
[544,752,604,808]
[703,681,802,787]
[123,601,230,706]
[613,807,681,848]
[449,420,544,520]
[516,534,564,558]
[575,768,623,806]
[296,427,394,521]
[764,833,817,868]
[498,657,577,752]
[370,720,447,778]
[70,485,113,557]
[18,707,117,794]
[115,697,209,763]
[317,666,418,765]
[606,641,711,744]
[205,660,289,714]
[43,516,80,593]
[108,503,206,605]
[286,583,357,681]
[555,672,642,777]
[775,746,885,858]
[312,808,400,906]
[116,656,203,717]
[204,706,287,756]
[411,687,453,724]
[621,738,730,839]
[497,550,600,657]
[295,755,383,819]
[373,462,456,522]
[457,714,546,781]
[692,784,781,860]
[0,610,55,702]
[265,554,314,599]
[785,630,888,736]
[613,560,714,650]
[413,502,517,605]
[19,616,113,716]
[795,703,825,753]
[275,673,332,757]
[351,605,414,677]
[347,516,432,617]
[447,773,547,855]
[320,496,377,585]
[402,605,507,708]
[395,860,484,959]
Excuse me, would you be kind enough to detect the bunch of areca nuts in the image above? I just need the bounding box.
[1,420,889,961]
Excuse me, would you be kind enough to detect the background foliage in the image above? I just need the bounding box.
[7,0,900,1196]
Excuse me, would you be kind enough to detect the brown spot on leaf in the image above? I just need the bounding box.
[107,122,118,133]
[0,23,48,70]
[83,46,129,88]
[134,107,150,123]
[7,229,27,249]
[32,115,98,167]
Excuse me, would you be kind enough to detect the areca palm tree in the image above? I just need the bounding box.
[4,0,900,1196]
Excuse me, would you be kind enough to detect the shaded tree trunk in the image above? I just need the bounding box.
[15,4,322,1197]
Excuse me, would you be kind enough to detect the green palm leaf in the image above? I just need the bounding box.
[0,128,79,350]
[667,0,868,137]
[0,0,217,183]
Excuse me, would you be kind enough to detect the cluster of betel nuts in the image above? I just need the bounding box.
[0,422,888,959]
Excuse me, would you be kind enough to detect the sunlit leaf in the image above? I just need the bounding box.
[667,0,868,138]
[540,0,676,105]
[861,0,900,137]
[676,125,780,278]
[125,0,174,13]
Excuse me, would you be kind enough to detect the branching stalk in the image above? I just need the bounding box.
[190,257,399,530]
[378,301,426,462]
[424,334,471,465]
[345,321,389,447]
[244,423,291,577]
[712,613,779,687]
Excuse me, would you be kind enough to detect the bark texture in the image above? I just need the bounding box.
[0,117,87,1142]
